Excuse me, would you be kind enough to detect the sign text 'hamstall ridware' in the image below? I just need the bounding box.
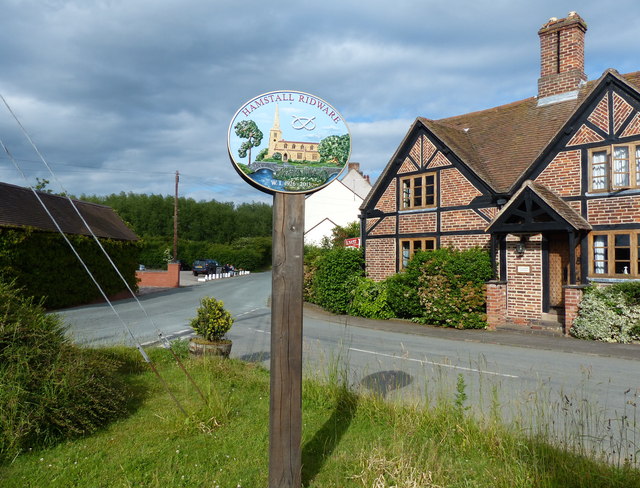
[227,91,351,194]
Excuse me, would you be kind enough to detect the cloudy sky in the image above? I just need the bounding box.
[1,0,639,205]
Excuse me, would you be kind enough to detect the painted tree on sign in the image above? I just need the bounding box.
[234,120,263,166]
[318,134,350,165]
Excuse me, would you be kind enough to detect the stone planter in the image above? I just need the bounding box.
[188,337,232,358]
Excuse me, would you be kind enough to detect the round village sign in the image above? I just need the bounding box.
[227,90,351,194]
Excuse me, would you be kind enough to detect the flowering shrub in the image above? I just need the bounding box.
[571,285,640,343]
[189,297,234,342]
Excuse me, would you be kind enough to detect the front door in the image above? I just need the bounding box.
[548,234,569,309]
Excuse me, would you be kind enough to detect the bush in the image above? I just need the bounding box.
[0,280,132,462]
[347,277,395,320]
[412,248,493,329]
[189,297,234,342]
[310,247,364,314]
[384,272,424,319]
[571,285,640,343]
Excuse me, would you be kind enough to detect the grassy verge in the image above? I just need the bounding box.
[1,345,639,488]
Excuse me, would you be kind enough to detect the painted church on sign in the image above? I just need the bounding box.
[267,104,321,163]
[360,12,640,334]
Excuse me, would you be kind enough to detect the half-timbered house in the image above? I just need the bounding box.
[360,12,640,333]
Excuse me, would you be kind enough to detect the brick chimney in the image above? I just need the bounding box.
[537,12,587,100]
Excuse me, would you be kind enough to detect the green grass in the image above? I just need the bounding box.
[1,345,639,488]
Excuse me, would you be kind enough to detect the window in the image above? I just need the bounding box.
[589,143,640,191]
[400,173,436,210]
[400,238,436,269]
[590,231,640,277]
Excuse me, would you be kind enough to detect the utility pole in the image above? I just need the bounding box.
[173,170,179,262]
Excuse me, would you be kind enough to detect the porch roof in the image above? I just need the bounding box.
[486,181,592,234]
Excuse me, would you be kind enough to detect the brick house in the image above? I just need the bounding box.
[360,12,640,333]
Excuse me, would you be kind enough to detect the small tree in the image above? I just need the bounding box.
[318,134,350,166]
[234,120,263,166]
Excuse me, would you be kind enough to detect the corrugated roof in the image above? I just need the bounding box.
[0,182,138,241]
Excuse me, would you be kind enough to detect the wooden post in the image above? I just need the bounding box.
[173,170,179,261]
[269,192,304,488]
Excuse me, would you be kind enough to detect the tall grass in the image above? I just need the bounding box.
[1,342,639,487]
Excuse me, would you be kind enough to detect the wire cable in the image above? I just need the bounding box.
[0,94,192,414]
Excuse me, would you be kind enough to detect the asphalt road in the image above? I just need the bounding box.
[57,270,640,463]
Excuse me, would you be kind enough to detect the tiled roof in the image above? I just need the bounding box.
[0,182,138,241]
[487,180,591,232]
[420,69,640,194]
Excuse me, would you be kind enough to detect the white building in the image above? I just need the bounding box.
[304,162,372,246]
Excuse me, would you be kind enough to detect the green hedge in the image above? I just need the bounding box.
[305,246,493,329]
[138,236,272,272]
[308,247,364,314]
[0,228,140,309]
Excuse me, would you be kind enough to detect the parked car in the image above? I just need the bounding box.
[192,259,219,276]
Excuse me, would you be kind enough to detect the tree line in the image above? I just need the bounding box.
[82,192,272,243]
[81,192,273,270]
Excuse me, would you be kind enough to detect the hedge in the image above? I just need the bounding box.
[0,227,140,309]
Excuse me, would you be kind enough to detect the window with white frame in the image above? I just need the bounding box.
[590,231,640,277]
[589,144,640,191]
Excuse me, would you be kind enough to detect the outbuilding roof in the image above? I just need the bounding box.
[0,182,138,241]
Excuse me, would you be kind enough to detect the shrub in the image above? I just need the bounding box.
[384,272,424,319]
[189,297,234,342]
[571,285,640,343]
[310,247,364,314]
[413,248,492,329]
[0,280,131,462]
[347,277,395,320]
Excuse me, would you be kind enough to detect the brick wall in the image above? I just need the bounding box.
[613,92,634,133]
[440,209,487,232]
[136,262,180,288]
[398,212,436,234]
[505,237,543,324]
[563,286,585,335]
[486,281,507,329]
[587,94,609,133]
[375,178,397,213]
[366,238,396,281]
[440,168,482,206]
[535,149,582,196]
[368,215,397,236]
[440,233,490,250]
[588,196,640,225]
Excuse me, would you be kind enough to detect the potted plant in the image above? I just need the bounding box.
[188,296,234,358]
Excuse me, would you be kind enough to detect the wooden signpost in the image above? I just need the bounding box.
[228,91,350,488]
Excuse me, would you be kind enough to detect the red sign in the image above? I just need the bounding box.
[344,237,360,248]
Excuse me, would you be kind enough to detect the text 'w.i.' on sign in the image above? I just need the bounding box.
[227,90,351,194]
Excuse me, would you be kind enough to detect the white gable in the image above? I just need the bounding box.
[304,169,372,245]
